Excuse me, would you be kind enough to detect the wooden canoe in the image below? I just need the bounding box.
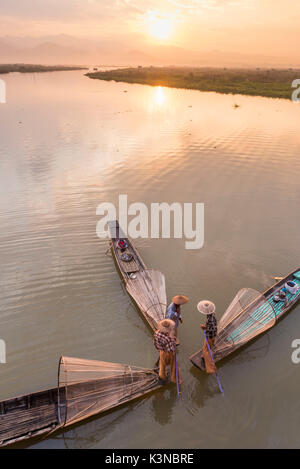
[108,220,167,332]
[190,268,300,370]
[0,357,163,448]
[0,386,65,448]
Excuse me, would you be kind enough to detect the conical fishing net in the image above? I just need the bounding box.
[58,357,160,427]
[213,288,276,360]
[125,269,167,330]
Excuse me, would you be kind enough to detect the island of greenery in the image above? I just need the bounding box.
[0,64,88,74]
[86,66,300,100]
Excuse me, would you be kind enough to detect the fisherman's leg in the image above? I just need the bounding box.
[168,352,176,383]
[174,325,181,346]
[208,338,215,348]
[155,354,160,367]
[202,337,215,356]
[168,352,181,384]
[208,338,217,372]
[202,338,217,374]
[159,351,168,380]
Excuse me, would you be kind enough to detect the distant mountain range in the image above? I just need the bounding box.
[0,34,298,68]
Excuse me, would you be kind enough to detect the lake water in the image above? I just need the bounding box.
[0,70,300,449]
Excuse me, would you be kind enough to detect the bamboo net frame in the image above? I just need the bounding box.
[125,269,167,330]
[213,288,277,358]
[58,357,160,427]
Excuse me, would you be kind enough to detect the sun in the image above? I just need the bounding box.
[148,11,173,41]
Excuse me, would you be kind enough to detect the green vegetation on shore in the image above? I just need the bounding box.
[0,64,87,74]
[86,66,300,99]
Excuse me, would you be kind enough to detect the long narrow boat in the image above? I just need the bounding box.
[0,386,65,447]
[108,220,167,332]
[190,268,300,370]
[0,356,163,448]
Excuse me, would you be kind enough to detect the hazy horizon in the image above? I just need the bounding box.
[1,1,300,68]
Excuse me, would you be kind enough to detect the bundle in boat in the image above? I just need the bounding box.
[0,357,162,447]
[108,220,167,331]
[190,268,300,369]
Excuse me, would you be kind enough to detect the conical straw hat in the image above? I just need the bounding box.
[157,319,176,336]
[197,300,216,315]
[171,295,189,305]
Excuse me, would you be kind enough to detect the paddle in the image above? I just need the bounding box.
[271,276,283,281]
[105,242,112,256]
[202,330,224,395]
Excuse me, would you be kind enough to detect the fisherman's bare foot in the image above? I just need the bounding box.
[158,377,168,385]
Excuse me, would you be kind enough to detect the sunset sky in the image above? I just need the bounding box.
[1,0,300,66]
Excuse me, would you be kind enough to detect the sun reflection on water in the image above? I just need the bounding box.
[154,86,166,107]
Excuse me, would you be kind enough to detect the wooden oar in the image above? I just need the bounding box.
[105,243,112,256]
[271,276,283,281]
[202,330,224,395]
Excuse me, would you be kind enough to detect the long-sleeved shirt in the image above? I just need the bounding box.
[154,331,176,352]
[205,314,218,339]
[167,303,181,328]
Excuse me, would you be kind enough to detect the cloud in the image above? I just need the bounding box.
[168,0,228,8]
[123,0,242,12]
[0,0,133,21]
[0,0,299,65]
[0,0,80,20]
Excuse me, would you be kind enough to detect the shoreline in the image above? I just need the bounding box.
[0,64,88,75]
[86,66,300,100]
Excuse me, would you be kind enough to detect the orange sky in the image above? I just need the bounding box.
[1,0,300,66]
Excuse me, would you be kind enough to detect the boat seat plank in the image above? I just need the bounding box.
[109,219,166,333]
[0,403,57,442]
[116,248,140,273]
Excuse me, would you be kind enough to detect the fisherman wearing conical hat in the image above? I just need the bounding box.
[167,295,189,343]
[153,319,182,385]
[198,300,218,374]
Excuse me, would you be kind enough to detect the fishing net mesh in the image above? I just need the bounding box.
[126,269,167,330]
[58,357,160,427]
[213,288,276,359]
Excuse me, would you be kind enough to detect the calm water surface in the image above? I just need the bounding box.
[0,70,300,448]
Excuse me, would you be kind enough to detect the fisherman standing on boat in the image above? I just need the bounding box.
[153,319,182,385]
[167,295,189,341]
[198,301,218,374]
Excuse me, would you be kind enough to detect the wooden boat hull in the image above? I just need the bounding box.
[0,363,163,448]
[0,386,66,448]
[108,220,167,332]
[190,268,300,370]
